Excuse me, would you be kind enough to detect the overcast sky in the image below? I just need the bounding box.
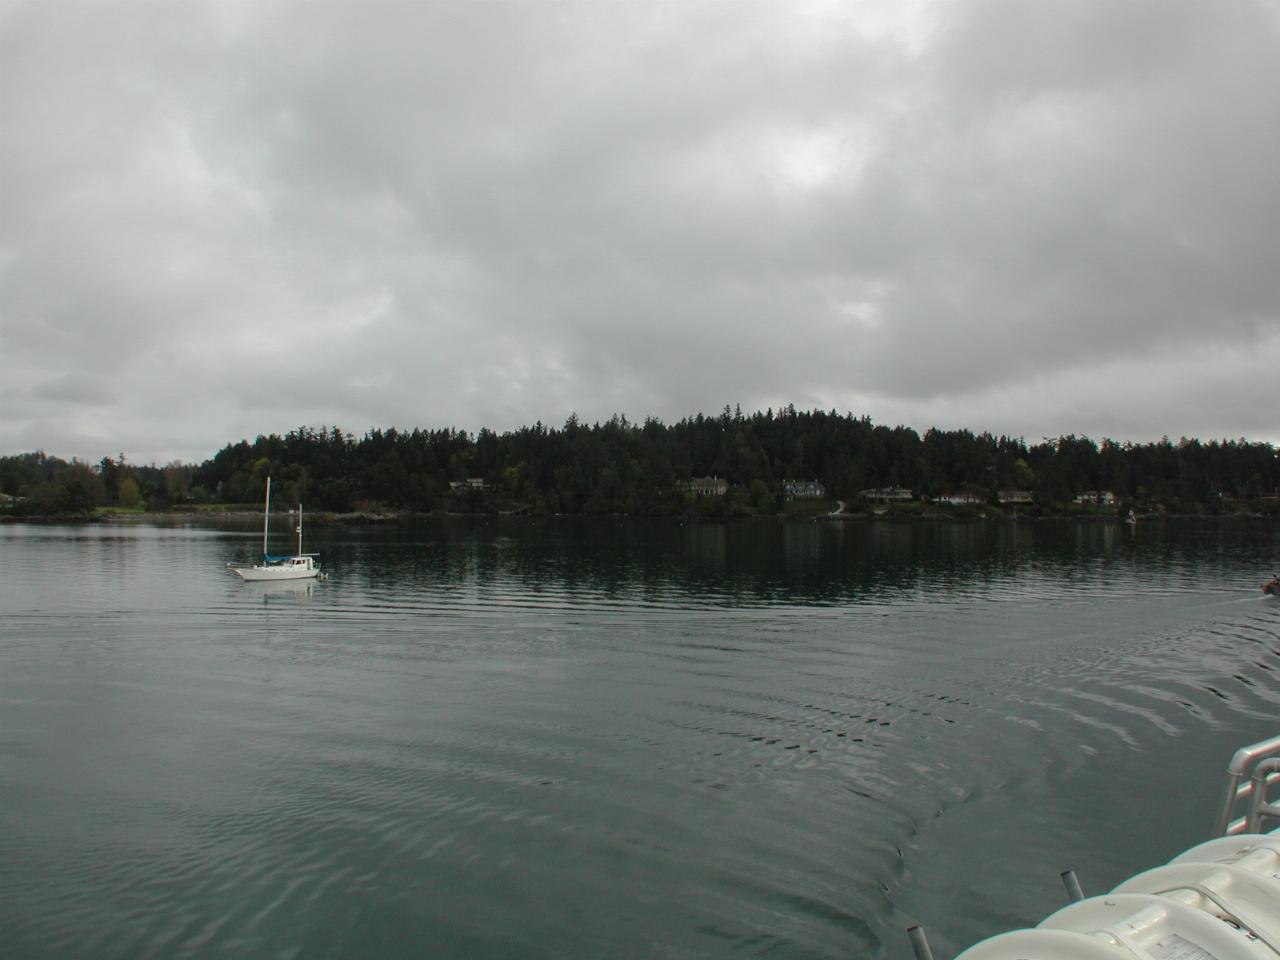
[3,0,1279,465]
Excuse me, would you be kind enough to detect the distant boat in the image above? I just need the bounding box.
[230,477,323,582]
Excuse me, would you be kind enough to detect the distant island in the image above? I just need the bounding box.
[3,407,1278,520]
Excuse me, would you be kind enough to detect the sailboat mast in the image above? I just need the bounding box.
[263,477,271,559]
[297,502,303,555]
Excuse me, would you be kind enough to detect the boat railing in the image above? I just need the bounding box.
[911,734,1280,960]
[1211,733,1280,836]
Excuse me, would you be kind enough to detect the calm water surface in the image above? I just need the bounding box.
[2,517,1278,959]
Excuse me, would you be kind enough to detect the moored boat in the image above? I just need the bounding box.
[229,477,323,582]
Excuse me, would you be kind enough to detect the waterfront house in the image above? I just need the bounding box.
[1073,490,1116,506]
[862,486,913,502]
[936,491,985,505]
[997,490,1033,504]
[679,476,728,497]
[782,479,826,500]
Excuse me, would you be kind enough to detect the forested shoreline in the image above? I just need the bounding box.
[3,408,1279,519]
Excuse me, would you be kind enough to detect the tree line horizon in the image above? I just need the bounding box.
[3,406,1278,517]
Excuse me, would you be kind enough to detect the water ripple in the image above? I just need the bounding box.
[2,519,1279,959]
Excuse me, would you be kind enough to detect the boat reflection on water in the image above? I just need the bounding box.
[238,578,315,600]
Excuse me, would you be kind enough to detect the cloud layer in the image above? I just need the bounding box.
[3,0,1278,463]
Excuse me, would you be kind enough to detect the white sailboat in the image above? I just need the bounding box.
[230,477,323,581]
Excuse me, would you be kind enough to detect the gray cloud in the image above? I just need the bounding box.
[2,0,1277,464]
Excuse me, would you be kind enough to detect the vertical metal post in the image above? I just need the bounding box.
[1213,771,1245,837]
[1060,870,1085,902]
[907,925,936,960]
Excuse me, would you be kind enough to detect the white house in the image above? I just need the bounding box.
[936,491,984,505]
[862,486,913,502]
[783,479,826,500]
[680,476,728,497]
[997,490,1033,504]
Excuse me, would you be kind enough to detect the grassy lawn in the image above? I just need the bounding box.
[90,503,259,515]
[781,499,837,517]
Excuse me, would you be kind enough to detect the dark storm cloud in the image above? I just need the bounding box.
[1,0,1277,463]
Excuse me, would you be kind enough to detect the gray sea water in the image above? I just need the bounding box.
[2,517,1278,959]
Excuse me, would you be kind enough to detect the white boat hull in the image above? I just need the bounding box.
[232,557,320,581]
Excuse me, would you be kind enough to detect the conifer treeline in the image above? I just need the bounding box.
[5,407,1275,516]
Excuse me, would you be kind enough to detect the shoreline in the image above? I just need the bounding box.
[4,507,1276,525]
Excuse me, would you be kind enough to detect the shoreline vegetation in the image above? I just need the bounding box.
[3,407,1278,521]
[23,503,1278,525]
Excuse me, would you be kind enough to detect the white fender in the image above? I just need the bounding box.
[1112,862,1280,948]
[1040,892,1273,960]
